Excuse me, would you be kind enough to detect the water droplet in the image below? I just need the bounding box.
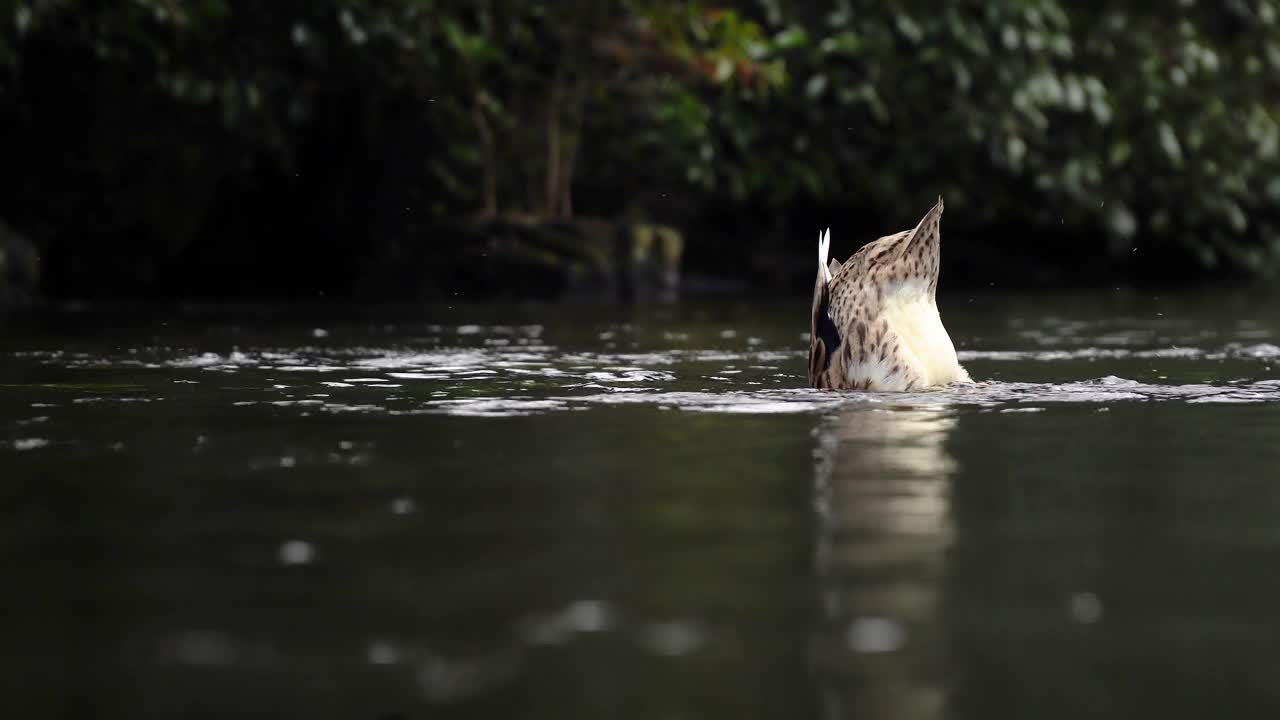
[1069,592,1103,623]
[167,630,237,666]
[642,620,707,656]
[562,600,614,633]
[278,540,315,566]
[367,641,400,665]
[846,617,905,653]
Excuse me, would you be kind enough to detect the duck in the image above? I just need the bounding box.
[808,197,972,391]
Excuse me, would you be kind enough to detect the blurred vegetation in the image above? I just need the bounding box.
[2,0,1280,299]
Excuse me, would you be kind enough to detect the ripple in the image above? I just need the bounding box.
[959,343,1280,361]
[396,378,1280,417]
[9,339,1280,418]
[427,398,570,417]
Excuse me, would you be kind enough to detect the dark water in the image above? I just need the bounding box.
[4,292,1280,719]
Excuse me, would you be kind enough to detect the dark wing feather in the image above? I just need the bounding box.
[808,271,843,387]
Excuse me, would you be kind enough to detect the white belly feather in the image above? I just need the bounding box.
[846,278,971,390]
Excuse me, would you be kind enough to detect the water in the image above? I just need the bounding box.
[3,291,1280,719]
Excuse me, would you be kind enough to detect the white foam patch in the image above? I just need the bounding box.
[960,343,1280,362]
[386,372,450,380]
[427,399,569,417]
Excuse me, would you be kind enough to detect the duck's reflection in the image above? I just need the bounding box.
[812,406,957,720]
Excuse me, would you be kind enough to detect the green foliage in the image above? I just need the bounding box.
[765,0,1280,276]
[3,0,1280,298]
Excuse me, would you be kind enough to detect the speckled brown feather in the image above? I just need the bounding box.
[808,197,948,391]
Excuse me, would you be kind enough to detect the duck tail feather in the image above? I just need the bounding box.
[819,228,832,282]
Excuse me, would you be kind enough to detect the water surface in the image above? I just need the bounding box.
[3,292,1280,719]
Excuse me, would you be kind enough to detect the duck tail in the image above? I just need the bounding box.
[818,228,832,283]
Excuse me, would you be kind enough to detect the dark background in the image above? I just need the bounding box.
[2,0,1279,302]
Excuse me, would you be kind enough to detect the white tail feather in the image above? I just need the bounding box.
[819,228,832,283]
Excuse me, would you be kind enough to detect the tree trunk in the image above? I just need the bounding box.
[472,96,497,218]
[544,73,563,217]
[557,79,587,219]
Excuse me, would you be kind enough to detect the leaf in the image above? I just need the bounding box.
[804,73,827,99]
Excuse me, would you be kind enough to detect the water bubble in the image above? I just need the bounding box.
[519,615,571,646]
[11,438,49,451]
[641,620,707,656]
[1069,592,1104,623]
[312,328,330,339]
[846,616,905,653]
[390,497,417,515]
[562,600,614,633]
[416,649,521,703]
[278,540,315,566]
[166,630,238,666]
[367,641,400,665]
